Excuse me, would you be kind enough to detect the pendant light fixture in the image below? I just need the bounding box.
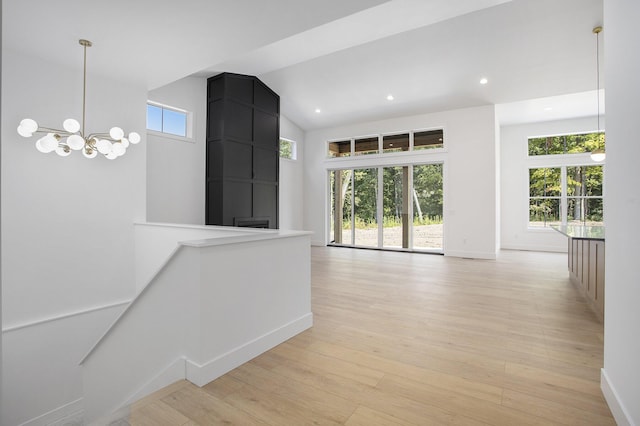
[16,39,141,160]
[590,26,605,162]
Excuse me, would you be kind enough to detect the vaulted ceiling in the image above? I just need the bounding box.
[3,0,604,130]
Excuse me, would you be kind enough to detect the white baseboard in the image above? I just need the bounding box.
[19,398,83,426]
[445,250,497,260]
[311,240,325,247]
[500,243,567,253]
[87,313,312,423]
[186,313,313,386]
[601,368,635,426]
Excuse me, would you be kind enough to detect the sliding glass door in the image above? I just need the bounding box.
[354,168,378,247]
[382,166,408,249]
[330,163,443,252]
[329,169,353,244]
[412,164,443,251]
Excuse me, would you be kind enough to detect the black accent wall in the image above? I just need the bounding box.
[206,73,279,228]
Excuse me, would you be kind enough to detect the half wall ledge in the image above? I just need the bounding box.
[80,223,312,424]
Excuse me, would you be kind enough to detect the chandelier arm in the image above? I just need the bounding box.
[35,127,74,136]
[86,132,118,141]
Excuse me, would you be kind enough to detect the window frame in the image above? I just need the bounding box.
[327,161,444,253]
[279,137,297,160]
[146,101,194,142]
[326,128,445,159]
[526,151,605,230]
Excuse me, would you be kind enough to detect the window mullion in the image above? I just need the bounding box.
[351,170,356,246]
[561,166,568,225]
[408,165,414,250]
[377,167,383,248]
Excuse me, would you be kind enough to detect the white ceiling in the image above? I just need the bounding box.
[3,0,604,131]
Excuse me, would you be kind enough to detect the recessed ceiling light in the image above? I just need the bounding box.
[544,107,553,111]
[315,108,321,113]
[479,78,488,85]
[387,94,394,101]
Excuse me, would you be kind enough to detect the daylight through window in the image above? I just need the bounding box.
[147,102,189,138]
[279,138,297,160]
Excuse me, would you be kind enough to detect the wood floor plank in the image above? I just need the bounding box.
[344,406,417,426]
[376,373,561,426]
[127,400,191,426]
[161,383,268,425]
[501,388,616,426]
[227,361,358,423]
[223,384,344,426]
[121,248,613,425]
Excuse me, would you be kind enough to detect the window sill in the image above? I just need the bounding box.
[147,130,195,144]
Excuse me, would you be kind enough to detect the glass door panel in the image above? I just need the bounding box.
[382,166,408,249]
[354,168,378,247]
[330,169,353,244]
[412,164,443,250]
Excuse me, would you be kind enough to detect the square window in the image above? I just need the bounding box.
[162,108,187,137]
[280,138,296,160]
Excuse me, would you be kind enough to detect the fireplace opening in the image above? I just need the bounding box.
[234,217,270,229]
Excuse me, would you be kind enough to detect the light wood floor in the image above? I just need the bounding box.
[119,247,614,425]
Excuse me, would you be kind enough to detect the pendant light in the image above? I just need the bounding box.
[16,39,141,160]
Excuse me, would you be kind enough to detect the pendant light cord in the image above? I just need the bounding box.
[596,30,600,134]
[82,42,87,137]
[594,26,602,136]
[79,39,92,137]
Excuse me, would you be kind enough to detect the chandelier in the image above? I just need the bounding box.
[16,39,140,159]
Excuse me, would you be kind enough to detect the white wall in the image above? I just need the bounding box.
[1,48,146,425]
[279,115,305,230]
[500,117,604,252]
[601,1,640,424]
[1,2,4,418]
[147,77,206,225]
[82,231,312,423]
[304,105,498,259]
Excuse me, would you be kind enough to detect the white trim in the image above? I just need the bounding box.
[147,100,188,113]
[2,300,131,333]
[601,368,635,426]
[18,398,83,426]
[445,250,497,260]
[147,129,194,144]
[100,313,313,419]
[500,243,566,253]
[186,313,313,387]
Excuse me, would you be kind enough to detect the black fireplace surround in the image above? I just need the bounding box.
[205,73,279,229]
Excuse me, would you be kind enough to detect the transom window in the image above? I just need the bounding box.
[528,132,604,156]
[147,102,189,138]
[328,129,444,157]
